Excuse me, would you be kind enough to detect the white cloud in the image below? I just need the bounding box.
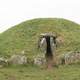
[0,0,80,33]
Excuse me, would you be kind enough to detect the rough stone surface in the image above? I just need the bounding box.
[9,54,27,65]
[34,55,46,65]
[59,51,80,65]
[0,57,8,67]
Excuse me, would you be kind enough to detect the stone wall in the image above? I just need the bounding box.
[0,51,80,67]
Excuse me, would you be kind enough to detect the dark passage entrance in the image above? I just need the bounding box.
[45,36,53,59]
[39,33,57,69]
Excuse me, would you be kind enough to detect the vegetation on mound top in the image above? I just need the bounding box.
[0,18,80,57]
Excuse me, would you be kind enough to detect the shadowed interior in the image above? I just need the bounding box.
[45,36,53,58]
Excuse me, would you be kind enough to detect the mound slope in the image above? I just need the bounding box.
[0,18,80,57]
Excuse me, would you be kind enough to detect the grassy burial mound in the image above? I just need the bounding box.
[0,18,80,57]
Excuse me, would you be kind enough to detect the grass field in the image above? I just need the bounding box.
[0,64,80,80]
[0,18,80,80]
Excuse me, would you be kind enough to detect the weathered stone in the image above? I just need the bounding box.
[59,51,80,65]
[34,55,46,65]
[9,54,27,65]
[0,57,8,67]
[38,33,57,69]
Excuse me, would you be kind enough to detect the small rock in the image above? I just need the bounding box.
[34,56,46,65]
[0,57,8,67]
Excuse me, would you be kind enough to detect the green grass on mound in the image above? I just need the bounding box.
[0,18,80,57]
[0,18,80,80]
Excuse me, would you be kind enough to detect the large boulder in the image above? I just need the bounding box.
[60,51,80,65]
[9,54,27,65]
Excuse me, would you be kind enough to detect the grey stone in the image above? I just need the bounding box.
[59,51,80,65]
[34,55,46,65]
[9,54,27,65]
[0,57,8,67]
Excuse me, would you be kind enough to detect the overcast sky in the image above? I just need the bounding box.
[0,0,80,33]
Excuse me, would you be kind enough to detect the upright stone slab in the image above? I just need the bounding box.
[38,33,57,69]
